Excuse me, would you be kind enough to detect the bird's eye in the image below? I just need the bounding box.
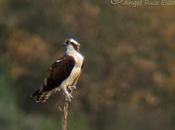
[65,40,69,45]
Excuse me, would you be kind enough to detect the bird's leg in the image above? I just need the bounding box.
[63,86,73,102]
[68,85,76,91]
[68,75,79,91]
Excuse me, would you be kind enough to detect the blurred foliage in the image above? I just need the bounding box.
[1,0,175,130]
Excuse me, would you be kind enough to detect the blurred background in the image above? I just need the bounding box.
[1,0,175,130]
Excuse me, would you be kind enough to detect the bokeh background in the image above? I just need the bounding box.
[1,0,175,130]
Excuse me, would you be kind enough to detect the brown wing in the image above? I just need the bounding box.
[32,55,75,101]
[42,55,75,91]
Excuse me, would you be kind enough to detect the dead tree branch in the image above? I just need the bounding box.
[59,100,69,130]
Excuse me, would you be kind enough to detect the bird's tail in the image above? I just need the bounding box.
[31,89,51,103]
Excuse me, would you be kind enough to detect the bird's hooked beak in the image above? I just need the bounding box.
[77,45,80,51]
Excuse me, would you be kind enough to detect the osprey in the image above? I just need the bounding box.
[32,38,84,102]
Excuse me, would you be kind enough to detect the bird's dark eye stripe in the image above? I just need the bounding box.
[66,40,69,44]
[65,41,74,44]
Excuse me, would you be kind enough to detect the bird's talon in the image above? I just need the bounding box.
[64,89,73,102]
[69,85,76,91]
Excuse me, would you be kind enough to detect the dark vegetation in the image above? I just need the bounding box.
[1,0,175,130]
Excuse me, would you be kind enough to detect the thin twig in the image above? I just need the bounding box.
[61,100,69,130]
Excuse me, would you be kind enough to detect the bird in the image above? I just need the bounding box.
[32,38,84,102]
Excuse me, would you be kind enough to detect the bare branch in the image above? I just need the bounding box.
[60,101,69,130]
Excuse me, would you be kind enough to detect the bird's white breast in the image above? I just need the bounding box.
[61,49,84,88]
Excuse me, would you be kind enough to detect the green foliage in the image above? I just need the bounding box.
[0,75,15,103]
[0,100,57,130]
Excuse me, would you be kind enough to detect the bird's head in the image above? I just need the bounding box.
[64,38,80,51]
